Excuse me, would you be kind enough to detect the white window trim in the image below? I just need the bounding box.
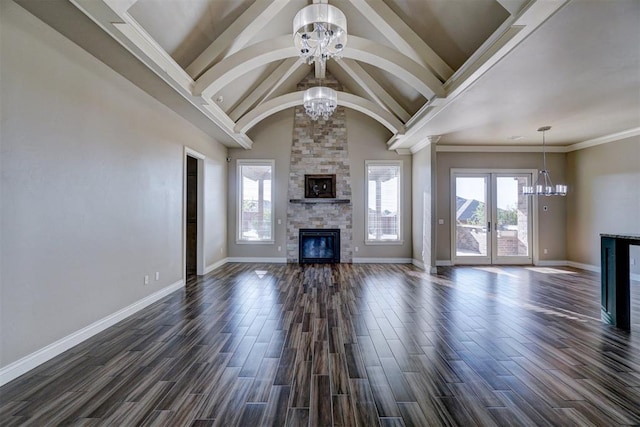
[237,159,275,244]
[365,160,403,245]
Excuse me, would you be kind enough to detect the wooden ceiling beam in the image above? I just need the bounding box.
[235,91,404,135]
[194,35,444,101]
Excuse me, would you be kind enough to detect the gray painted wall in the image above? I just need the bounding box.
[435,151,568,263]
[227,110,293,259]
[1,1,227,368]
[227,109,413,260]
[566,136,640,273]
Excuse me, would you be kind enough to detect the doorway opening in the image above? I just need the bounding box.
[451,170,535,265]
[184,148,205,280]
[186,155,198,278]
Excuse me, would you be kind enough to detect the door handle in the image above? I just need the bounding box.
[487,222,491,232]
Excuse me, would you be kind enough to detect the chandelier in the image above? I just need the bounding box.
[522,126,568,196]
[293,3,347,65]
[303,86,338,121]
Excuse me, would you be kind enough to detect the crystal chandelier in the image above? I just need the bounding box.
[522,126,568,196]
[293,3,347,65]
[303,86,338,121]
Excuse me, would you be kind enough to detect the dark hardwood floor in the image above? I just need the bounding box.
[1,263,640,426]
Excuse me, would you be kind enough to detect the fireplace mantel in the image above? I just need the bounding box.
[289,199,350,204]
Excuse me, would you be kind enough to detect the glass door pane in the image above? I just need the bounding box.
[493,175,532,263]
[454,175,490,263]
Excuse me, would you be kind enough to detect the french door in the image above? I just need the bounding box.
[452,170,534,265]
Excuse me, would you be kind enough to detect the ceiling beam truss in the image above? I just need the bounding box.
[194,35,444,102]
[235,91,404,135]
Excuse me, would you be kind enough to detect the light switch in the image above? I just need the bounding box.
[438,219,444,225]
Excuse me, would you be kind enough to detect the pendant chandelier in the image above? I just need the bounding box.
[522,126,568,196]
[293,3,347,65]
[303,86,337,121]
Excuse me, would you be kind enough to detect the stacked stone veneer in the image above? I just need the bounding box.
[287,73,352,263]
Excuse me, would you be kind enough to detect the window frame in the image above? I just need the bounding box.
[236,159,275,244]
[365,160,403,245]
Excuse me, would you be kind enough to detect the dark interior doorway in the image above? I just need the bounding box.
[186,155,198,278]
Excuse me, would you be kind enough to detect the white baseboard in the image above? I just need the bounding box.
[436,260,453,266]
[0,279,184,387]
[227,257,287,263]
[535,260,570,267]
[204,258,229,274]
[565,261,599,272]
[352,257,413,264]
[565,261,640,281]
[428,259,639,280]
[409,259,437,273]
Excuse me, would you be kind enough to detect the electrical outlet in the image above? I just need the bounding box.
[438,219,444,225]
[631,258,636,265]
[155,272,160,281]
[354,246,359,252]
[278,219,282,225]
[144,275,149,285]
[543,248,548,255]
[277,246,281,252]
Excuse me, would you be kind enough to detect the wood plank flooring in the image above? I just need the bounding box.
[1,263,640,426]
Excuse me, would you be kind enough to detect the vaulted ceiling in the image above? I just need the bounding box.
[17,0,640,152]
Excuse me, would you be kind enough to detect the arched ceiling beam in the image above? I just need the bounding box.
[234,91,404,135]
[194,36,297,99]
[343,37,444,99]
[194,35,444,101]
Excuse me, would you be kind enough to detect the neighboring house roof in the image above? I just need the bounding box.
[456,196,481,222]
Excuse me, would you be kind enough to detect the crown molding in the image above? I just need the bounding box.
[435,145,566,153]
[565,127,640,152]
[435,127,640,154]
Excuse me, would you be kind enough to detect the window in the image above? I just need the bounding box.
[237,160,274,243]
[366,161,402,243]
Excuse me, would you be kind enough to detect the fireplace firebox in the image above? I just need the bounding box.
[299,229,340,264]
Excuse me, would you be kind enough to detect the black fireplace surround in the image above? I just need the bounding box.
[299,229,340,264]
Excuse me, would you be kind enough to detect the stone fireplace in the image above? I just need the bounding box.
[286,72,352,263]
